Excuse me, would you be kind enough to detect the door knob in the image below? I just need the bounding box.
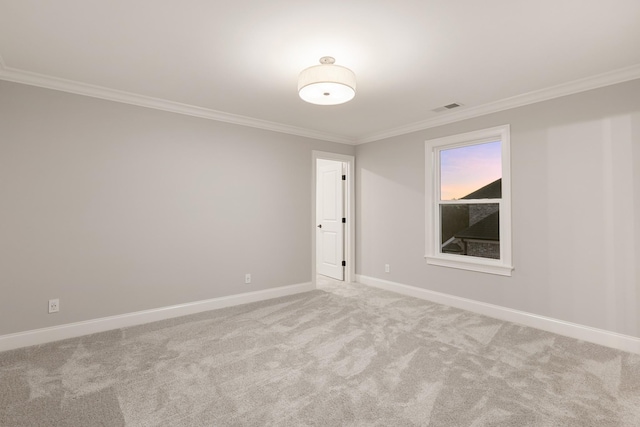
[317,224,322,228]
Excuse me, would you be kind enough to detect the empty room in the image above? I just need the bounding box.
[1,1,640,425]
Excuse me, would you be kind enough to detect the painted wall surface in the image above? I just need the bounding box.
[356,79,640,338]
[0,81,354,336]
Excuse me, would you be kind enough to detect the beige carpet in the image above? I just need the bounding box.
[1,281,640,426]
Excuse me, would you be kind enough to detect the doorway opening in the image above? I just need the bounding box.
[312,151,355,287]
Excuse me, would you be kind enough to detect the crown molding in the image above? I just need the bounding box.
[2,54,639,146]
[356,64,640,144]
[0,59,356,145]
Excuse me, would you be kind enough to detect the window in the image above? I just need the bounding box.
[425,125,513,276]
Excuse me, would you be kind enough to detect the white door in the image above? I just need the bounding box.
[316,160,344,280]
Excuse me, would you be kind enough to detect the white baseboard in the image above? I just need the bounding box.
[356,275,640,354]
[0,282,314,353]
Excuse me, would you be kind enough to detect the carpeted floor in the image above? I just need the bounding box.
[1,281,640,426]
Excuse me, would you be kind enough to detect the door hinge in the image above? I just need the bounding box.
[342,261,346,267]
[342,174,346,180]
[342,218,346,223]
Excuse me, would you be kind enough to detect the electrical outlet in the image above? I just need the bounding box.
[48,299,59,313]
[245,273,251,284]
[385,264,390,273]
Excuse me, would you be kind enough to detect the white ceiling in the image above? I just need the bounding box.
[1,0,639,144]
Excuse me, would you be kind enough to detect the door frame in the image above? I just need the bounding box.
[312,151,355,286]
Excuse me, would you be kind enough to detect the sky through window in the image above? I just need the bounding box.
[440,141,501,200]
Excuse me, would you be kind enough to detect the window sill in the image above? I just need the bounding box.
[425,255,513,276]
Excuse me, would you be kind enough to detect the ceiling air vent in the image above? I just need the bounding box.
[432,102,463,113]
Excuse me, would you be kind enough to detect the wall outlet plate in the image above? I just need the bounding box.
[385,264,390,273]
[245,273,251,284]
[48,298,59,313]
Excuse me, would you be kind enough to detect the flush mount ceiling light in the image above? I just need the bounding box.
[298,56,356,105]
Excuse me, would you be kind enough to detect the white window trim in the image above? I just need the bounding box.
[425,124,513,276]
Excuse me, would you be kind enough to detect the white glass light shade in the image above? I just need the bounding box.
[298,61,356,105]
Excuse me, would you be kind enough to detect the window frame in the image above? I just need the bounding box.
[425,124,513,276]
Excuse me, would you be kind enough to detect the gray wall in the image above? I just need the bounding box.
[3,77,639,340]
[0,81,354,336]
[356,79,640,338]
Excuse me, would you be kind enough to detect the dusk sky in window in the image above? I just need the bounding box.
[440,141,501,200]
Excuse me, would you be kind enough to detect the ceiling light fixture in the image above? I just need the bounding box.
[298,56,356,105]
